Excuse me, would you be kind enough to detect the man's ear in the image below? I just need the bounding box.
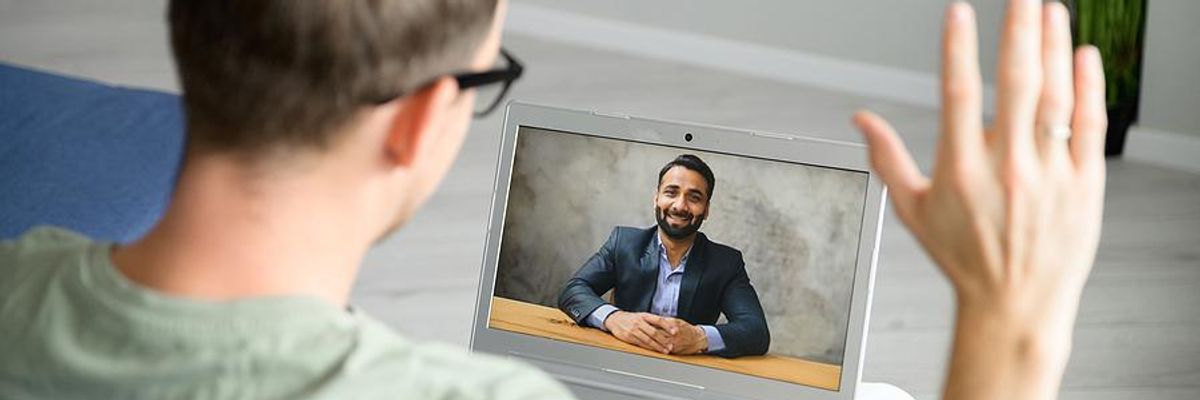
[383,77,458,167]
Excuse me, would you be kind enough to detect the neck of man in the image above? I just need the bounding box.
[657,228,695,270]
[110,150,381,307]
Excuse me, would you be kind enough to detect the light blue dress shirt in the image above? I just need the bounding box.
[587,233,726,353]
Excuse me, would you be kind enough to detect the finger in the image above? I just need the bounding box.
[1036,2,1074,167]
[642,315,678,335]
[1070,46,1108,172]
[996,0,1043,162]
[636,321,673,350]
[630,329,668,353]
[939,1,985,162]
[854,110,930,224]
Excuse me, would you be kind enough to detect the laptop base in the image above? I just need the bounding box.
[856,382,915,400]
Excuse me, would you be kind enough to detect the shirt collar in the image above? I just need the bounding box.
[654,230,693,271]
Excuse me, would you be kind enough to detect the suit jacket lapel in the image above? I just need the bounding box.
[676,233,707,321]
[638,228,659,312]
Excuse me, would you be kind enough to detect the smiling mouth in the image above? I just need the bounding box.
[667,214,690,224]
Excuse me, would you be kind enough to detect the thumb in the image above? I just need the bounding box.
[853,110,929,224]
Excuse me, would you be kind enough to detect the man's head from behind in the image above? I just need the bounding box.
[167,0,504,240]
[654,154,715,240]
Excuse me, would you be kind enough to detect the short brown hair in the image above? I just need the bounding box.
[168,0,498,154]
[658,154,715,200]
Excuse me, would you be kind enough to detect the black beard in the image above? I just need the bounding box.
[655,206,704,240]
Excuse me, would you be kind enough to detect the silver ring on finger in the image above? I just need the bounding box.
[1042,124,1072,141]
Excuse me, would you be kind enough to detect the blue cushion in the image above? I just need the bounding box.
[0,62,184,243]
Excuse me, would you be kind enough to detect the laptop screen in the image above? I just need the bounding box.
[488,125,870,393]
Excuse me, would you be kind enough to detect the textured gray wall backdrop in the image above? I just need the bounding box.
[494,127,867,364]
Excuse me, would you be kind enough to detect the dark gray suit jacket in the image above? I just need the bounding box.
[558,226,770,358]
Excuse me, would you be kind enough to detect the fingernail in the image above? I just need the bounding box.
[851,110,868,127]
[1047,1,1068,15]
[948,2,965,22]
[1079,45,1102,66]
[948,1,975,23]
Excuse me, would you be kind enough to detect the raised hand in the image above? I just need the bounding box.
[853,1,1107,399]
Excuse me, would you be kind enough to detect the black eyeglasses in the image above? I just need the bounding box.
[369,47,524,117]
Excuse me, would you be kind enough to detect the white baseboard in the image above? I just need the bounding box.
[1124,126,1200,174]
[506,3,1198,175]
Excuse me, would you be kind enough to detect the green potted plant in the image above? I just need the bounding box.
[1066,0,1147,156]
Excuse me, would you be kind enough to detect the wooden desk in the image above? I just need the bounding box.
[489,297,842,391]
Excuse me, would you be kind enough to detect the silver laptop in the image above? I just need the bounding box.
[471,102,887,400]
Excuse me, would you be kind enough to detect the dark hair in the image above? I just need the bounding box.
[657,154,716,200]
[168,0,498,155]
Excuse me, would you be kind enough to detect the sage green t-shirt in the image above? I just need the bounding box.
[0,227,574,399]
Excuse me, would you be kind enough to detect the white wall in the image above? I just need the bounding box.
[513,0,1007,95]
[1139,0,1200,137]
[512,0,1200,140]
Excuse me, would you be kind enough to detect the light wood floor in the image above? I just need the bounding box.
[2,1,1197,399]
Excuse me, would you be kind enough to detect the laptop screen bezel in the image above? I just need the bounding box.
[469,102,887,400]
